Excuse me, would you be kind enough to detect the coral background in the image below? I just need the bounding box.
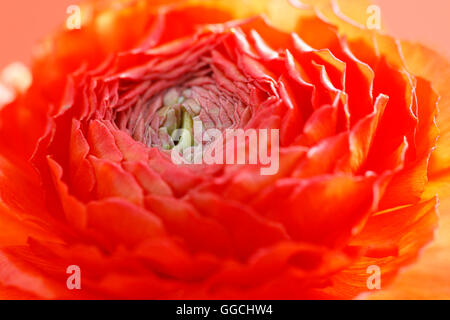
[0,0,449,70]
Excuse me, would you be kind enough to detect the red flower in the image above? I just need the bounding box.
[0,0,449,299]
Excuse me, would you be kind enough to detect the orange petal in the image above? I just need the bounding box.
[369,177,450,299]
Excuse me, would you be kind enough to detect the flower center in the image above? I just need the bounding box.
[157,89,196,150]
[114,80,253,154]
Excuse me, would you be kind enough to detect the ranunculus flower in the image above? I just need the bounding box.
[0,0,449,299]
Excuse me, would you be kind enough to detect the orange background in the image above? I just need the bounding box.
[0,0,449,69]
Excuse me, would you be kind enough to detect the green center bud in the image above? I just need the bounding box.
[158,89,197,151]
